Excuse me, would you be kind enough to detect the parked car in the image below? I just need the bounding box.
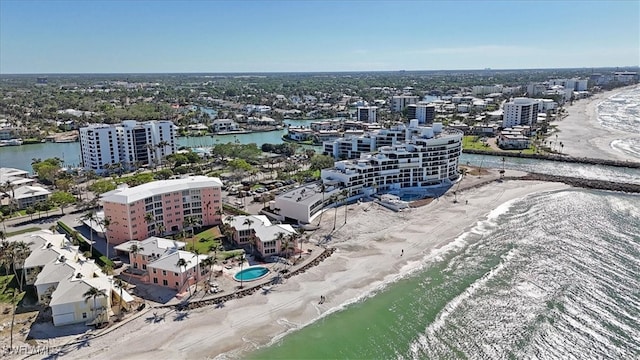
[110,258,123,268]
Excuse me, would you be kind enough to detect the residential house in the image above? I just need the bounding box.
[225,215,298,258]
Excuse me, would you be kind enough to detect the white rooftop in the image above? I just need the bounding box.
[226,215,296,242]
[147,250,207,273]
[101,176,223,204]
[114,236,186,257]
[13,185,51,200]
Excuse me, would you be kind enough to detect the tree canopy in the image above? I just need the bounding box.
[309,154,335,171]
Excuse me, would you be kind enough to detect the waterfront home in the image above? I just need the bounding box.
[211,119,240,133]
[225,215,298,258]
[0,167,35,187]
[115,237,206,293]
[286,126,314,142]
[498,127,532,150]
[14,230,133,326]
[101,176,223,245]
[12,185,51,209]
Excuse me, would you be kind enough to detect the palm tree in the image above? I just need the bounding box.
[242,218,254,247]
[100,216,115,260]
[0,213,6,233]
[316,183,326,226]
[128,244,144,283]
[83,286,107,323]
[10,241,30,292]
[144,212,155,235]
[238,254,245,289]
[146,143,157,169]
[192,250,201,293]
[82,211,97,254]
[176,258,192,297]
[331,194,339,232]
[113,278,126,314]
[200,256,216,283]
[341,189,349,225]
[156,223,166,237]
[280,235,291,259]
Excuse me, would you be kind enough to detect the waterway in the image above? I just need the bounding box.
[0,119,316,172]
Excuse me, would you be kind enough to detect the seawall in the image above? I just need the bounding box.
[504,173,640,194]
[462,149,640,169]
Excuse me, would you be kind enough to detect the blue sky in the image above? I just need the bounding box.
[1,0,638,73]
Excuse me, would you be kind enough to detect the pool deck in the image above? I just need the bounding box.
[157,242,335,309]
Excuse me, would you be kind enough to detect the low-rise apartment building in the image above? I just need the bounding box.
[101,176,223,245]
[225,215,298,258]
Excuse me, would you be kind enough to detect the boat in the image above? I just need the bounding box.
[0,138,23,146]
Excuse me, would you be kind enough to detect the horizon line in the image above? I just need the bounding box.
[1,65,639,76]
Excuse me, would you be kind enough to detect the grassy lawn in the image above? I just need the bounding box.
[185,226,223,254]
[462,136,492,151]
[6,227,41,237]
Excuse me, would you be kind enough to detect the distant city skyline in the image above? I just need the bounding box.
[1,0,638,74]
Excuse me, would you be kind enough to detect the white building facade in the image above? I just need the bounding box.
[279,125,463,224]
[80,120,177,174]
[502,98,539,128]
[356,106,378,123]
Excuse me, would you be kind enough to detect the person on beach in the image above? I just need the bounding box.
[401,249,404,256]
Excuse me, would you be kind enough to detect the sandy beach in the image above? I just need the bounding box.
[37,171,569,360]
[552,85,640,161]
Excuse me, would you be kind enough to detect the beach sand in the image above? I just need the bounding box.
[47,172,569,360]
[552,85,639,161]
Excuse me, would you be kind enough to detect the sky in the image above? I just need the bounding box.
[1,0,638,74]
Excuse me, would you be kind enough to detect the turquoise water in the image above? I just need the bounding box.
[249,189,640,359]
[235,266,269,281]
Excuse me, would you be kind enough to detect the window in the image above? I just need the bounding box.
[175,282,179,287]
[162,270,167,276]
[133,263,138,269]
[162,279,168,286]
[142,264,147,270]
[153,277,158,284]
[152,268,156,274]
[174,272,178,276]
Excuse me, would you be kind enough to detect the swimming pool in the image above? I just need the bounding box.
[234,266,270,282]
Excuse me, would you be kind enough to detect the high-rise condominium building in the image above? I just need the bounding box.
[502,98,539,128]
[391,95,419,112]
[356,106,378,123]
[80,120,176,174]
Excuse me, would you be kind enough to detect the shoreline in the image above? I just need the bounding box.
[552,84,640,161]
[44,171,570,360]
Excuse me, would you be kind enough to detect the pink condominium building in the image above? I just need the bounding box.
[101,176,223,244]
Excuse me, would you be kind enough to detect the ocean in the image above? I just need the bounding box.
[600,85,640,160]
[249,189,640,359]
[247,86,640,359]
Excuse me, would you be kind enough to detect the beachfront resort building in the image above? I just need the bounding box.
[502,98,539,128]
[114,237,206,293]
[101,176,223,245]
[79,120,177,174]
[225,215,298,258]
[278,124,464,223]
[13,230,133,326]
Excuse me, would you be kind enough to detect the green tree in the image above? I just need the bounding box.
[25,206,36,220]
[83,286,107,323]
[309,154,335,172]
[50,191,76,215]
[88,179,117,195]
[176,258,192,297]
